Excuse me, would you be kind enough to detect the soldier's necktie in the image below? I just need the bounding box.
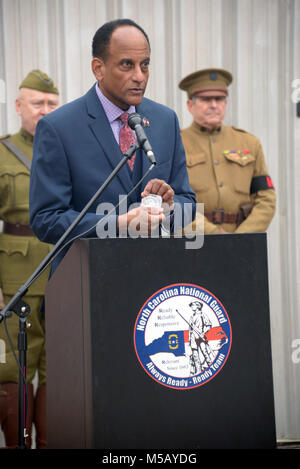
[119,113,136,170]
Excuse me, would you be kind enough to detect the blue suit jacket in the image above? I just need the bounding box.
[29,85,196,270]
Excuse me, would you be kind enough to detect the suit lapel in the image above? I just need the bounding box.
[136,101,157,182]
[85,86,133,194]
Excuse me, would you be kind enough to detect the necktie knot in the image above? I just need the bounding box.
[120,113,129,126]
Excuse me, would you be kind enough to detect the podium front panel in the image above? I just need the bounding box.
[45,234,276,449]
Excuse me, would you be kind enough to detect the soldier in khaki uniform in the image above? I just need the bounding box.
[179,68,276,234]
[0,70,59,448]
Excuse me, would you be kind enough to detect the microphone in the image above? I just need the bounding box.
[128,113,156,164]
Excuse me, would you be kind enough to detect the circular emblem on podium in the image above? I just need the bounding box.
[134,283,232,390]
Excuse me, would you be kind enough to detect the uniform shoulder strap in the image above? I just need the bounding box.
[0,137,31,170]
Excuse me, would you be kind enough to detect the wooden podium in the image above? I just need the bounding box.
[45,234,276,449]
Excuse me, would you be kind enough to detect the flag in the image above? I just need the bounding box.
[141,330,189,357]
[204,326,228,351]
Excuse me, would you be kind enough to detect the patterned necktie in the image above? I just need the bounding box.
[119,113,136,170]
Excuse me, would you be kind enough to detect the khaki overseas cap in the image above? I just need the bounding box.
[179,68,232,97]
[19,69,59,94]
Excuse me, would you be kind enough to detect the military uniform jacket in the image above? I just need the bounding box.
[181,123,276,234]
[0,128,51,383]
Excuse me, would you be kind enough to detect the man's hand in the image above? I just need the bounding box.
[118,205,165,237]
[141,179,174,208]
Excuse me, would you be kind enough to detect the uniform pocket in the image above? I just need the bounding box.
[0,236,51,295]
[223,152,255,167]
[186,153,209,192]
[0,236,29,256]
[0,166,29,209]
[223,152,255,194]
[0,237,29,293]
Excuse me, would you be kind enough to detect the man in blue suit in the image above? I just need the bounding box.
[29,19,196,272]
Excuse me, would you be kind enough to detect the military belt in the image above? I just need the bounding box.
[3,222,35,236]
[205,210,238,225]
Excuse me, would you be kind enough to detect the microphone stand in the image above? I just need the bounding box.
[0,142,141,449]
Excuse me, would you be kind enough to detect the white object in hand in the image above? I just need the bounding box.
[141,194,162,208]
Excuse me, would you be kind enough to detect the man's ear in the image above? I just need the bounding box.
[15,97,22,116]
[187,99,194,113]
[91,57,105,82]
